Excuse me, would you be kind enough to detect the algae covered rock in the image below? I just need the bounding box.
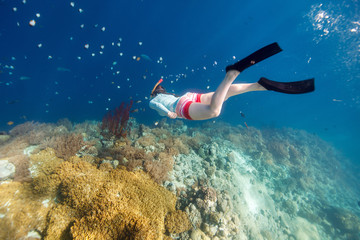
[325,206,360,234]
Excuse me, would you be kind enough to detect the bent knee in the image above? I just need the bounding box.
[209,109,221,118]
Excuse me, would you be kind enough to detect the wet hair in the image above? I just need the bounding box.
[150,85,179,98]
[151,84,166,97]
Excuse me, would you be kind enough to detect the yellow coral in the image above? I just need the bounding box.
[30,148,63,176]
[1,149,190,239]
[30,148,63,195]
[0,182,54,239]
[55,161,183,239]
[165,210,192,234]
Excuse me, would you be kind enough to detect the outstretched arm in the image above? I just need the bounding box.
[149,100,177,118]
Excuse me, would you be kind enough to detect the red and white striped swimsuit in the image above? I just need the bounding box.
[175,92,202,120]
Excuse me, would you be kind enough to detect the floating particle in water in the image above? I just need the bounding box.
[29,19,36,27]
[80,24,84,28]
[5,65,15,69]
[37,43,42,48]
[157,57,163,64]
[17,22,20,27]
[132,56,136,60]
[22,0,26,4]
[91,53,95,56]
[206,86,210,89]
[203,66,207,70]
[48,56,52,59]
[36,13,40,18]
[111,42,114,46]
[70,2,75,7]
[84,44,89,49]
[117,42,121,47]
[136,57,140,61]
[119,53,123,56]
[55,91,59,95]
[99,51,103,55]
[77,56,81,60]
[112,61,117,65]
[88,100,93,104]
[67,96,71,100]
[11,57,16,61]
[101,27,106,31]
[232,56,236,60]
[100,45,104,49]
[13,7,17,12]
[214,61,218,65]
[116,71,120,74]
[138,42,143,46]
[94,24,98,28]
[70,37,73,40]
[78,8,83,13]
[117,86,120,89]
[154,121,159,126]
[108,98,111,101]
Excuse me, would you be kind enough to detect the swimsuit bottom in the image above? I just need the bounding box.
[175,92,202,120]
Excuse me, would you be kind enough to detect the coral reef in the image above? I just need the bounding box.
[0,119,359,240]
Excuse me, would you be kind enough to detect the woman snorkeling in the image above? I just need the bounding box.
[149,43,314,121]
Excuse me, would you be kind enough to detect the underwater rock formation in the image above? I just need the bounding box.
[0,159,15,180]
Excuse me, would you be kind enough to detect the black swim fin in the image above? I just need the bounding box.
[258,77,315,94]
[226,42,283,73]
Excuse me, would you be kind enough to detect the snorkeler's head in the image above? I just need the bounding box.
[150,84,166,97]
[150,78,165,97]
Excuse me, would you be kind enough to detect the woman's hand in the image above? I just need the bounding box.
[167,112,177,119]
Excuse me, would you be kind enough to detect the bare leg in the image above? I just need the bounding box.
[200,82,266,105]
[188,70,240,120]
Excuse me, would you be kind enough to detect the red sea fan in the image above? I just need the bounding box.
[100,101,133,140]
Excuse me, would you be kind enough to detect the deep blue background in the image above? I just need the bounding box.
[0,0,359,161]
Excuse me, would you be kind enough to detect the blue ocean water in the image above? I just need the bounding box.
[0,0,360,238]
[1,0,359,162]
